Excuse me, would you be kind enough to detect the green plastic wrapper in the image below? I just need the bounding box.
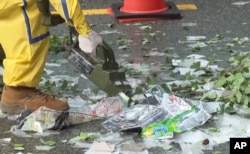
[142,106,211,139]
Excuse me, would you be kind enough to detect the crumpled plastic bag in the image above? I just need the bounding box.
[142,106,212,139]
[102,104,167,132]
[18,97,124,133]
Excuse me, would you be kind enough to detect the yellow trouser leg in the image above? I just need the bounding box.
[0,0,50,87]
[0,0,69,114]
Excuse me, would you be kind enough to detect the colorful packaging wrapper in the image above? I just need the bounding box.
[142,106,212,139]
[160,93,192,117]
[20,97,124,132]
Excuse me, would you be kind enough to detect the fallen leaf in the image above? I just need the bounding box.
[40,139,56,146]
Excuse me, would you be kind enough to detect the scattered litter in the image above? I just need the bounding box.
[188,99,224,114]
[120,142,146,152]
[18,109,85,132]
[67,95,92,113]
[14,143,25,151]
[186,36,206,42]
[0,138,11,144]
[102,104,167,132]
[80,73,88,79]
[178,141,205,154]
[32,130,60,137]
[7,114,20,121]
[130,63,151,72]
[85,141,117,154]
[182,23,197,27]
[142,106,211,139]
[99,30,119,34]
[90,97,123,117]
[98,132,124,143]
[126,77,145,89]
[19,97,124,132]
[166,80,192,88]
[160,93,192,116]
[0,66,3,75]
[71,142,92,149]
[40,139,56,147]
[6,45,250,154]
[188,42,207,48]
[11,84,250,153]
[69,132,99,142]
[82,88,107,100]
[35,145,55,151]
[173,67,196,75]
[50,75,79,86]
[144,85,167,103]
[174,113,250,150]
[171,54,219,77]
[232,1,250,6]
[120,150,149,154]
[139,25,152,31]
[44,69,54,75]
[172,55,209,68]
[186,54,205,59]
[45,63,61,67]
[233,104,250,118]
[147,51,166,56]
[0,110,6,118]
[10,128,32,138]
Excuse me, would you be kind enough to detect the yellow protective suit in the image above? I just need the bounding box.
[0,0,91,87]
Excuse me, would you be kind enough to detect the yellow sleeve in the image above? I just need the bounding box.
[49,0,91,36]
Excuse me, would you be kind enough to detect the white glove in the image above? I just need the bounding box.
[78,30,103,57]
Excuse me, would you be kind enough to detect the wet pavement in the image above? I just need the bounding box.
[1,0,250,153]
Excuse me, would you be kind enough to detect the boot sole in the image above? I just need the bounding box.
[0,102,26,114]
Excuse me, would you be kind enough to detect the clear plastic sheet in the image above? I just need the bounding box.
[102,104,168,132]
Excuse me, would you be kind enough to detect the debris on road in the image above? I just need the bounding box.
[19,97,124,133]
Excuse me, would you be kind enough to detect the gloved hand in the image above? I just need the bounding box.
[78,30,103,57]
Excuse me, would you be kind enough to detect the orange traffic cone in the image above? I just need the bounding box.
[110,0,182,23]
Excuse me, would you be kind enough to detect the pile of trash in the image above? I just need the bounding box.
[16,85,212,136]
[5,84,226,153]
[2,51,250,153]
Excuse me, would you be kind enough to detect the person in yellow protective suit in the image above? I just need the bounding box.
[0,0,102,114]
